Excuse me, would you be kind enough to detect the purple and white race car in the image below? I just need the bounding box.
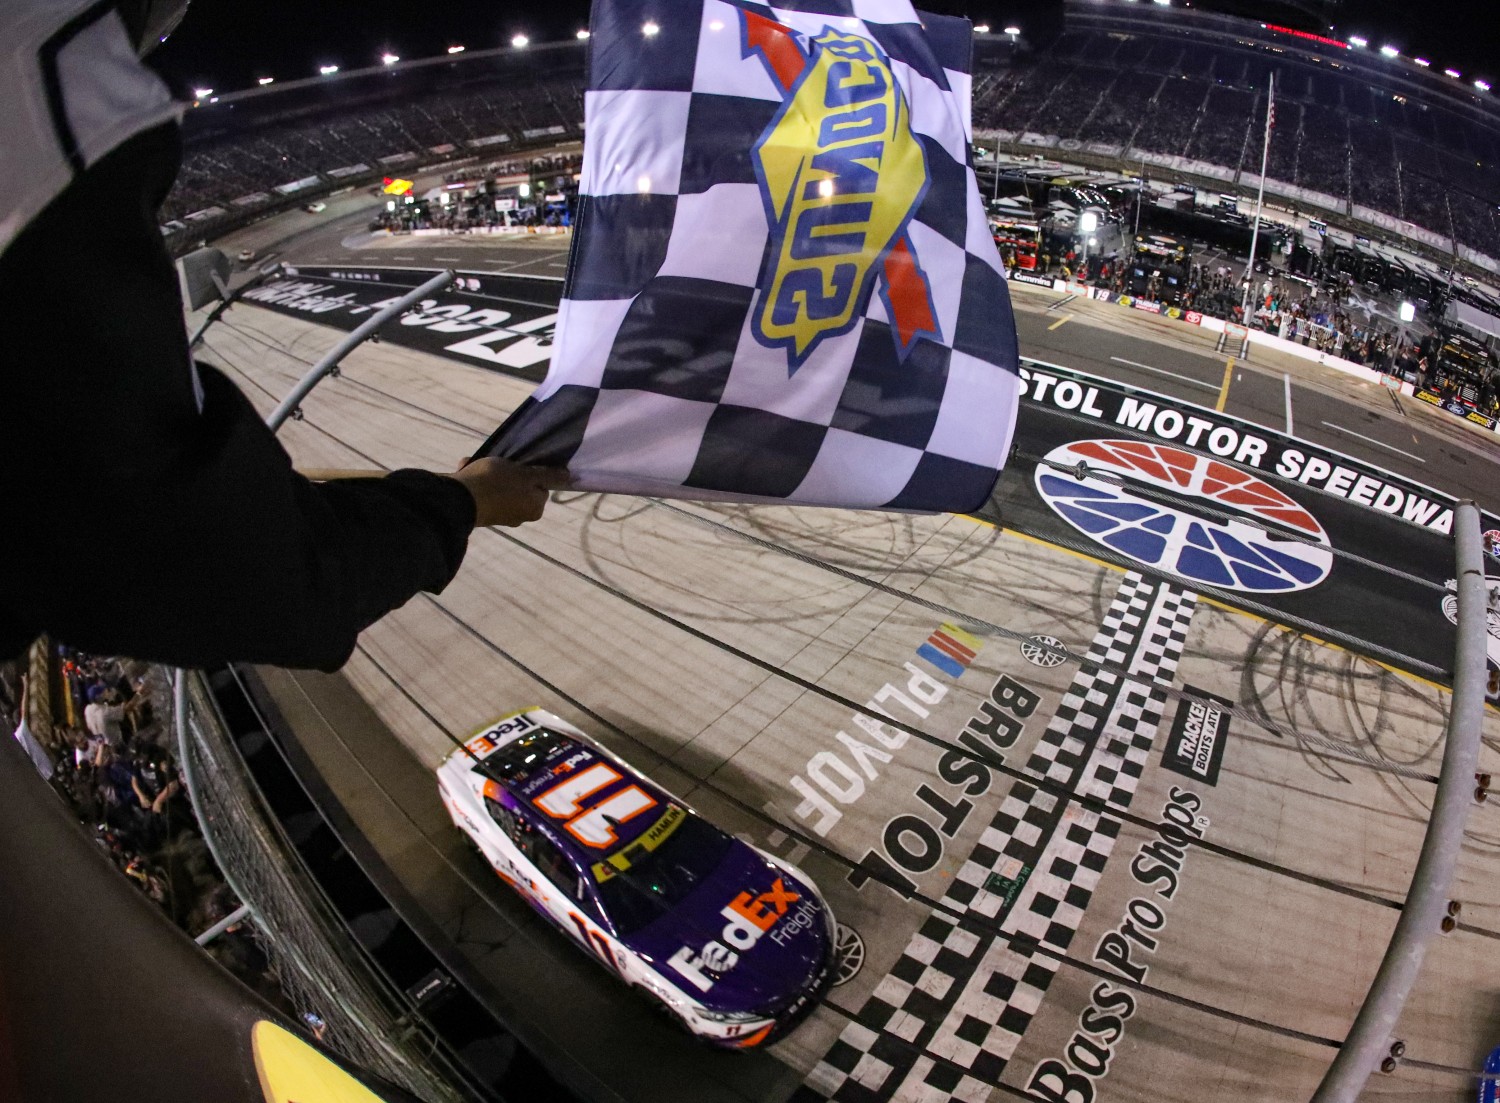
[437,708,836,1047]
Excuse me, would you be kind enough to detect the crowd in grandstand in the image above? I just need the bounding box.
[973,23,1500,261]
[165,78,582,224]
[1019,239,1496,414]
[9,647,289,1011]
[159,15,1500,274]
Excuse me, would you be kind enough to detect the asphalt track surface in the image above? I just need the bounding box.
[203,190,1500,1103]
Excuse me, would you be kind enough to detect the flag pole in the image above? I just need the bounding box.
[1239,71,1274,353]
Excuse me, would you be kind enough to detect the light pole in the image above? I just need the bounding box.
[1079,210,1099,281]
[1398,299,1416,379]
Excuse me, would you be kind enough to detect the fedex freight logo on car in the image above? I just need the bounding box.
[668,878,810,992]
[1035,438,1334,593]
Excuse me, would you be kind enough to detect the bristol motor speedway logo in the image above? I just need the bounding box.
[1035,439,1334,593]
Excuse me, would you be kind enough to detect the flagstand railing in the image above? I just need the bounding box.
[265,268,456,432]
[188,266,276,350]
[1310,500,1490,1103]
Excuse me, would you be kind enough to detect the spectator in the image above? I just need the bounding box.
[83,687,136,747]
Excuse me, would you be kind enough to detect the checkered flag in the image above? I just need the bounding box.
[481,0,1021,512]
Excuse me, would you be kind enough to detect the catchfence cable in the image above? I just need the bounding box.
[345,634,1346,1097]
[415,585,1399,1063]
[199,332,1450,784]
[194,335,1494,1073]
[208,332,1437,918]
[650,499,1448,780]
[201,321,1453,774]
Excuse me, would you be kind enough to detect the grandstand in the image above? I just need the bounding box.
[162,44,586,243]
[162,2,1500,276]
[973,2,1500,272]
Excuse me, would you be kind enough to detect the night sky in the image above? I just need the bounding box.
[152,0,1497,96]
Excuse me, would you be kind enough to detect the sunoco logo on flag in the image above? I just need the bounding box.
[482,0,1021,513]
[744,15,937,367]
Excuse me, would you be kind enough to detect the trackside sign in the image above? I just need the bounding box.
[1018,363,1463,534]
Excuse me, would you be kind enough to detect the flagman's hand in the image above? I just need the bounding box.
[452,457,570,528]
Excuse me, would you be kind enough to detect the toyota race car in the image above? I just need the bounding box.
[437,708,837,1047]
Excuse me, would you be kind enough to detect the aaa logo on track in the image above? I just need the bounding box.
[1035,439,1334,593]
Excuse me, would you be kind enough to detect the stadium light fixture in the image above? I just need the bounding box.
[1004,25,1021,36]
[318,65,339,75]
[381,53,399,65]
[1477,79,1492,92]
[1348,35,1367,48]
[447,44,465,54]
[576,28,591,39]
[1079,210,1099,233]
[643,20,660,36]
[1413,57,1430,67]
[1379,44,1399,58]
[511,34,529,48]
[257,77,274,85]
[518,182,531,198]
[193,87,212,98]
[1399,301,1415,322]
[1445,68,1462,79]
[974,23,990,33]
[1151,0,1170,6]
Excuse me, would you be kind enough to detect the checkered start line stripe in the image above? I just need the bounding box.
[797,573,1197,1103]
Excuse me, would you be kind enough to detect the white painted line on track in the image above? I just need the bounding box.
[1319,421,1426,462]
[1108,355,1220,392]
[1284,373,1294,436]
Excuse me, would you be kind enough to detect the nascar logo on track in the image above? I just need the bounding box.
[1035,439,1334,593]
[742,12,938,369]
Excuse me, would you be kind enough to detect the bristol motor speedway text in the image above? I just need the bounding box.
[1019,366,1458,534]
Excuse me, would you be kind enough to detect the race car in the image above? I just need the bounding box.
[437,708,836,1047]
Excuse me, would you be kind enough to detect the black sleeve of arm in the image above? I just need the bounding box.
[0,124,476,671]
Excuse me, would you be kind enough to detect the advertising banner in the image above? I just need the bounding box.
[1413,388,1499,431]
[244,266,560,381]
[995,360,1500,682]
[1010,270,1054,288]
[1160,686,1233,786]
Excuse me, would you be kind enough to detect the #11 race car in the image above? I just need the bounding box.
[437,708,836,1047]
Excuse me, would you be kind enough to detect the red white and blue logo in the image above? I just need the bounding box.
[1035,439,1334,594]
